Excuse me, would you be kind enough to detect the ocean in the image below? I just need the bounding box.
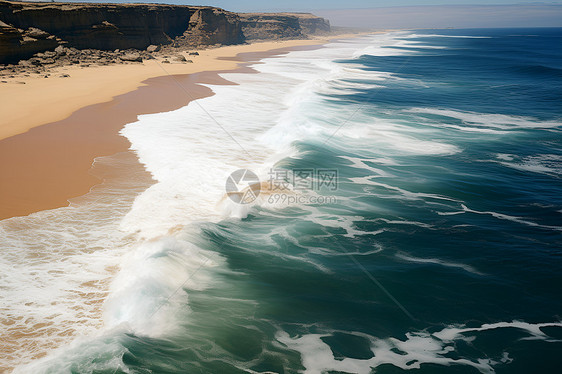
[2,28,562,373]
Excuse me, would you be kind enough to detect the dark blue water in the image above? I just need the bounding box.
[22,28,562,374]
[188,28,562,373]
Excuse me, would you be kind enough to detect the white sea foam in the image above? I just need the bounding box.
[277,329,498,374]
[103,234,220,336]
[340,156,394,177]
[14,330,132,374]
[421,122,507,134]
[119,68,302,237]
[494,153,562,177]
[353,31,441,57]
[277,321,562,374]
[395,252,485,276]
[376,218,434,229]
[407,108,562,130]
[437,204,562,231]
[406,34,493,39]
[351,176,459,203]
[327,116,462,156]
[312,243,385,257]
[433,321,562,342]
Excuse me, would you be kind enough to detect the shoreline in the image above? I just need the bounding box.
[0,34,369,141]
[0,33,372,220]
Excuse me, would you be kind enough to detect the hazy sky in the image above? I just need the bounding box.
[318,4,562,28]
[39,1,562,12]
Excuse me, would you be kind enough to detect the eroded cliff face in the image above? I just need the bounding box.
[183,8,243,46]
[0,0,243,63]
[293,14,332,35]
[239,13,330,40]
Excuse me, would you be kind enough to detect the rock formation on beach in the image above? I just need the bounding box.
[0,0,330,66]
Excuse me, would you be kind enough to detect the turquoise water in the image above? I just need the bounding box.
[14,29,562,373]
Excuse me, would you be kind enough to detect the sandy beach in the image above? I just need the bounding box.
[0,34,366,220]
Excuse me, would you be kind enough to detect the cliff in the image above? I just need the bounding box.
[0,0,243,64]
[0,1,330,65]
[239,13,330,40]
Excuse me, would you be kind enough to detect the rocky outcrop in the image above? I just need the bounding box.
[239,12,330,40]
[0,21,59,64]
[0,0,243,64]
